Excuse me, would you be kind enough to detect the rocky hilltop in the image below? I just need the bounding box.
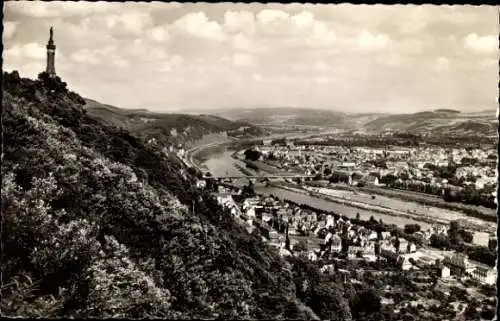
[1,71,356,319]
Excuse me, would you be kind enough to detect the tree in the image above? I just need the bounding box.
[464,301,481,320]
[351,288,382,319]
[430,234,451,249]
[380,174,397,186]
[458,229,473,243]
[309,282,352,321]
[448,221,460,245]
[404,224,421,235]
[394,238,401,253]
[244,149,261,161]
[293,240,308,253]
[488,238,497,252]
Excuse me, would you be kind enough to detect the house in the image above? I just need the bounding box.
[262,213,273,224]
[440,266,451,279]
[308,250,319,261]
[279,248,292,257]
[470,266,497,285]
[443,253,473,276]
[348,246,364,259]
[324,232,333,244]
[363,242,376,255]
[380,246,398,262]
[196,179,207,189]
[246,207,256,218]
[397,256,413,271]
[395,238,408,253]
[320,264,336,274]
[381,232,391,240]
[331,234,342,253]
[269,231,279,240]
[407,243,417,253]
[365,175,379,186]
[326,215,335,228]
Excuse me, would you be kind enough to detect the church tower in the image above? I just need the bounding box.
[46,27,56,78]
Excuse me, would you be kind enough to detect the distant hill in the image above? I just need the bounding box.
[211,107,496,137]
[213,107,352,128]
[364,110,497,136]
[84,99,265,146]
[434,109,461,114]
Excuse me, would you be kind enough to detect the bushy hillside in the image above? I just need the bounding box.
[1,71,351,319]
[84,99,264,146]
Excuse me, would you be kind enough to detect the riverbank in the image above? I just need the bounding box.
[270,183,449,227]
[307,181,497,223]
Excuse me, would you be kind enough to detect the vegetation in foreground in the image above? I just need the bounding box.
[1,71,358,319]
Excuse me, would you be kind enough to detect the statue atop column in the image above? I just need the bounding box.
[46,27,56,77]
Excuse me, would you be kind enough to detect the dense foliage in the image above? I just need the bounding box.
[1,71,327,319]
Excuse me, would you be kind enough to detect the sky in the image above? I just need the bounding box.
[3,2,499,113]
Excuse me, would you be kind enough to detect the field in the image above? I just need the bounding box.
[355,185,496,217]
[313,187,496,235]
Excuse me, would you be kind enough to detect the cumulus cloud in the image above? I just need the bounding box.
[315,77,334,84]
[253,73,263,82]
[291,11,315,29]
[106,12,154,36]
[3,2,497,112]
[112,58,130,69]
[314,61,330,71]
[171,55,184,66]
[463,33,497,53]
[173,12,225,40]
[232,53,255,67]
[124,39,168,61]
[7,1,117,18]
[70,48,101,65]
[232,33,251,50]
[357,30,391,50]
[256,9,290,25]
[4,43,46,60]
[435,57,450,71]
[3,21,19,39]
[147,26,170,42]
[224,10,255,34]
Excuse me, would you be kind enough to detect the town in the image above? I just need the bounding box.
[184,134,497,320]
[211,182,497,320]
[245,139,497,208]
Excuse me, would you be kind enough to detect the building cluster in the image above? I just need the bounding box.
[252,144,496,194]
[213,185,497,286]
[441,253,497,286]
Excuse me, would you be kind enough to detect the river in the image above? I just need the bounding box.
[200,146,494,246]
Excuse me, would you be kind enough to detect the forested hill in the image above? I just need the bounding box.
[1,71,355,319]
[84,98,265,146]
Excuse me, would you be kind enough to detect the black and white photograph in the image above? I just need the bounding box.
[1,1,498,320]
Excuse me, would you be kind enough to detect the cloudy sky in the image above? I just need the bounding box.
[3,2,498,113]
